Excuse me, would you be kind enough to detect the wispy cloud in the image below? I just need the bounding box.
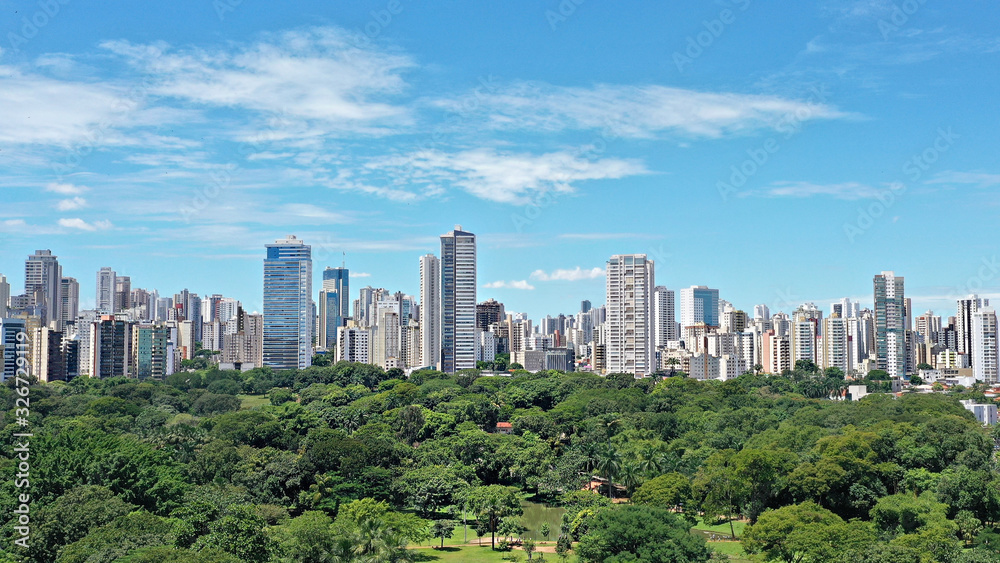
[56,197,88,211]
[746,181,888,199]
[558,233,659,241]
[926,171,1000,188]
[102,27,415,136]
[363,148,647,204]
[483,280,536,290]
[58,218,113,231]
[350,272,372,278]
[45,182,88,195]
[531,266,606,281]
[436,82,849,139]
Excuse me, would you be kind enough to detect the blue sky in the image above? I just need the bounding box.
[1,0,999,321]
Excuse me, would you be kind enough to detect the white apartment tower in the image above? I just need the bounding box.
[605,254,655,376]
[653,286,677,347]
[972,307,999,383]
[419,254,442,370]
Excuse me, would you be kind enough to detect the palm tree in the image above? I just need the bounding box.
[353,517,414,563]
[618,460,642,497]
[595,445,622,500]
[637,444,663,478]
[666,357,680,377]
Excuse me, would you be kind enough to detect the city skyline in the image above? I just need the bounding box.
[2,2,1000,323]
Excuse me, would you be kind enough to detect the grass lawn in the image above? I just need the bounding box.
[692,516,747,538]
[708,540,751,561]
[410,545,536,562]
[237,394,270,409]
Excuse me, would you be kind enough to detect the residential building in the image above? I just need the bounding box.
[263,235,313,370]
[419,254,441,369]
[605,254,655,376]
[440,226,477,373]
[874,271,906,377]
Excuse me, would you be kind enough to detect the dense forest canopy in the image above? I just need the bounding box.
[3,361,1000,562]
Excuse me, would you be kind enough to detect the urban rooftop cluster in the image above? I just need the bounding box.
[2,226,998,406]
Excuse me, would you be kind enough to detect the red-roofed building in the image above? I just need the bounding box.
[495,422,513,435]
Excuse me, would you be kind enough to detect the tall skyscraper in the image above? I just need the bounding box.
[0,274,9,318]
[874,271,906,377]
[440,226,476,373]
[318,266,350,351]
[972,307,999,383]
[476,298,505,331]
[96,267,116,313]
[957,295,990,359]
[60,277,79,326]
[653,286,677,346]
[263,235,313,370]
[680,286,720,329]
[606,254,655,376]
[753,304,770,322]
[419,254,441,369]
[25,250,62,327]
[114,276,132,313]
[581,300,592,314]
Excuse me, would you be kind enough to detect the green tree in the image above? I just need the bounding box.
[742,502,876,563]
[197,504,276,563]
[464,485,523,550]
[631,473,692,510]
[430,520,456,549]
[575,505,711,563]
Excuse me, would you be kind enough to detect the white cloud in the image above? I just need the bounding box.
[749,181,888,199]
[558,233,656,240]
[45,182,87,195]
[102,27,414,134]
[350,272,371,278]
[56,197,87,211]
[58,218,113,231]
[531,267,606,281]
[364,149,647,204]
[482,280,536,290]
[435,82,849,139]
[926,171,1000,188]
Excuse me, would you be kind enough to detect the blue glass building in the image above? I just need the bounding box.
[263,236,312,369]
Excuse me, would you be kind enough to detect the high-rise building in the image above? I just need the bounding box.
[25,250,62,327]
[318,266,350,350]
[606,254,655,376]
[419,254,441,369]
[114,276,132,313]
[60,277,79,327]
[93,315,130,378]
[0,318,27,382]
[0,274,10,318]
[823,316,851,373]
[957,295,990,359]
[753,304,770,322]
[915,311,942,345]
[263,235,313,370]
[972,307,999,383]
[476,298,505,331]
[653,286,677,346]
[440,226,477,373]
[874,271,906,377]
[132,324,169,380]
[96,268,116,313]
[680,286,720,330]
[581,300,592,314]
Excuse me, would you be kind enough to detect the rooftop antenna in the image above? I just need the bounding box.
[342,251,346,270]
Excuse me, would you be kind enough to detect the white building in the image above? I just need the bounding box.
[972,307,999,383]
[605,254,655,376]
[337,325,371,364]
[419,254,441,370]
[653,286,677,346]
